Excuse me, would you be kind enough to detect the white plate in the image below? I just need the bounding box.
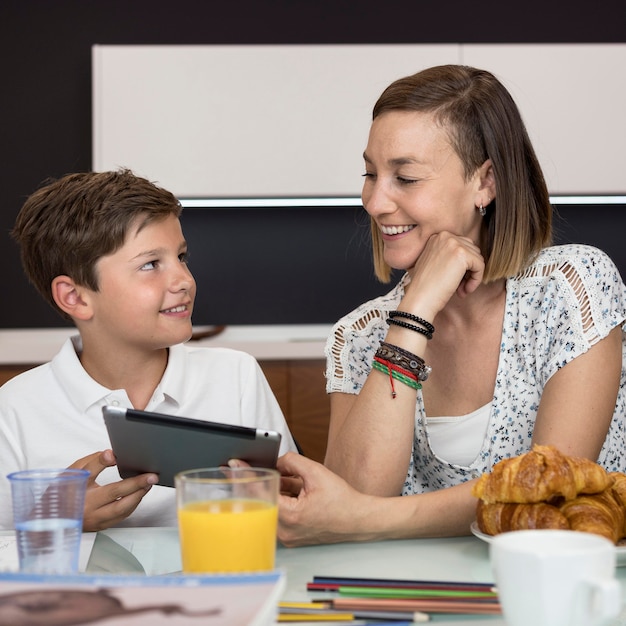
[470,521,626,567]
[469,521,495,544]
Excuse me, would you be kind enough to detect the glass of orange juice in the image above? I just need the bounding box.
[175,467,279,574]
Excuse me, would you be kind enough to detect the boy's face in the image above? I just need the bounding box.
[86,214,196,353]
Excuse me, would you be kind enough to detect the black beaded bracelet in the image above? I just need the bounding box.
[389,310,435,335]
[386,317,433,340]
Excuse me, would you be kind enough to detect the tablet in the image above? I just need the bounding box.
[102,406,282,487]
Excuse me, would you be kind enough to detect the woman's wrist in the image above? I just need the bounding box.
[387,311,435,341]
[394,289,440,325]
[384,324,429,357]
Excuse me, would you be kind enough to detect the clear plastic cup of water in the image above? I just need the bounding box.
[8,468,89,574]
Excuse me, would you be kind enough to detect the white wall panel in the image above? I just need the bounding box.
[462,44,626,193]
[93,45,459,197]
[93,44,626,196]
[93,44,458,197]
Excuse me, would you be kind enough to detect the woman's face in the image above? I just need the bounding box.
[361,110,486,272]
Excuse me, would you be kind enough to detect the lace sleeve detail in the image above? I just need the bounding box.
[516,244,626,379]
[323,278,407,394]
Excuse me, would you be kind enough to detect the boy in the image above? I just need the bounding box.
[0,169,297,530]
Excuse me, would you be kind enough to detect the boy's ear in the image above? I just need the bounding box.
[51,276,94,321]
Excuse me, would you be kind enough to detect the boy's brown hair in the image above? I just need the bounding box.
[12,169,182,317]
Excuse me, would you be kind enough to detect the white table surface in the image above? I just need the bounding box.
[81,528,626,626]
[4,527,626,624]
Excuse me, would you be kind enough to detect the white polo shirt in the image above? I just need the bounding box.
[0,336,297,529]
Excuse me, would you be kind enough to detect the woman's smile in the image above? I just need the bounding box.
[380,224,416,236]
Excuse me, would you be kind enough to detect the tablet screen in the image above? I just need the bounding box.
[102,406,281,487]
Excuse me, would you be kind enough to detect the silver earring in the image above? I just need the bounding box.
[478,203,486,217]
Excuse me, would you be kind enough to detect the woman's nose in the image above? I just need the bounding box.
[362,180,395,217]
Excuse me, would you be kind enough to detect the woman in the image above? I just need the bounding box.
[276,64,626,546]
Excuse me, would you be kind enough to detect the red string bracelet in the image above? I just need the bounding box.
[372,356,420,399]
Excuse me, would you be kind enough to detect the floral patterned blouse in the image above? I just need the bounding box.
[324,244,626,494]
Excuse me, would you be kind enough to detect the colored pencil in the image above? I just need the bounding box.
[277,614,355,622]
[278,602,430,622]
[278,612,428,623]
[309,575,495,592]
[334,586,497,600]
[332,597,502,615]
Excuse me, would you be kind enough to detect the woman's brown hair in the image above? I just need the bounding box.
[369,64,552,283]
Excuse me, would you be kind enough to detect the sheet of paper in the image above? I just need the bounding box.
[0,531,96,573]
[88,527,182,575]
[0,533,17,572]
[0,570,285,626]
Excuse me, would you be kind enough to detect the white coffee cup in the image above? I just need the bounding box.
[490,529,621,626]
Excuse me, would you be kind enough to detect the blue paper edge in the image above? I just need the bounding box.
[0,569,285,587]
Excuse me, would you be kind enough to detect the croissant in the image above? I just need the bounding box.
[476,499,569,536]
[604,472,626,537]
[472,445,613,504]
[559,489,625,544]
[609,472,626,508]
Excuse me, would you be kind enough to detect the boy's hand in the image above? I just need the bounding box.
[69,450,158,531]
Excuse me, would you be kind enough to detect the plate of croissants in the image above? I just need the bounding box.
[470,444,626,565]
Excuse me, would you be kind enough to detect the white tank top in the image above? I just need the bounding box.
[425,403,491,467]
